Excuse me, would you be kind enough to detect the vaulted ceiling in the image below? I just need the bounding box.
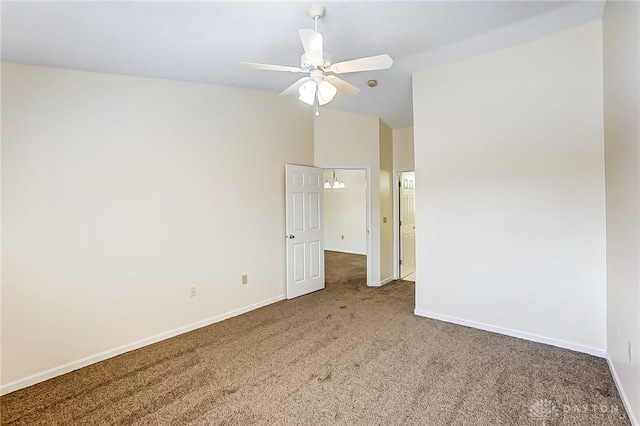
[1,1,605,128]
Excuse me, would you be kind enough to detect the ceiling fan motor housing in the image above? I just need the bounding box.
[309,69,325,83]
[300,52,332,71]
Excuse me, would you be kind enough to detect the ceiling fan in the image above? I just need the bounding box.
[241,5,393,114]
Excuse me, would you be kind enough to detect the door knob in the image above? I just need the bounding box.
[288,234,295,239]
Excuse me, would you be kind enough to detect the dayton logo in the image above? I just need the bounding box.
[529,399,560,424]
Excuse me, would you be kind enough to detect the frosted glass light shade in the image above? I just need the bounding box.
[317,80,337,105]
[318,96,332,106]
[298,80,317,105]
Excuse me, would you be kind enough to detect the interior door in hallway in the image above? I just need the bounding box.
[285,164,325,299]
[400,172,416,278]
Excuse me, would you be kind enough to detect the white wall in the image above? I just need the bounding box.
[323,169,367,255]
[1,63,314,390]
[393,126,414,171]
[413,22,607,355]
[603,1,640,423]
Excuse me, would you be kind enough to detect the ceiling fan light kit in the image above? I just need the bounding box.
[241,5,393,116]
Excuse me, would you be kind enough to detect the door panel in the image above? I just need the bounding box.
[286,164,325,299]
[309,193,320,230]
[293,243,306,283]
[293,192,304,231]
[310,240,321,279]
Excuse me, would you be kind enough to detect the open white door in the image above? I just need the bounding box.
[400,172,416,278]
[285,164,325,299]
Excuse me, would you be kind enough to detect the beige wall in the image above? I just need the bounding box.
[379,120,394,282]
[412,22,607,354]
[603,1,640,422]
[1,62,314,390]
[323,169,367,255]
[393,126,414,171]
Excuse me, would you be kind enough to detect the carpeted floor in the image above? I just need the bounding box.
[1,251,630,425]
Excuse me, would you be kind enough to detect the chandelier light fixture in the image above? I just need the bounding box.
[324,170,346,189]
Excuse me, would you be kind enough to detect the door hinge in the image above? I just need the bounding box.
[399,220,402,225]
[399,181,402,187]
[399,259,403,265]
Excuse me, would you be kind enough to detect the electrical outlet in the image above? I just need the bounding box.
[242,274,248,285]
[190,287,197,297]
[629,342,633,364]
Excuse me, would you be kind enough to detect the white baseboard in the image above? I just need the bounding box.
[380,276,394,286]
[1,294,286,396]
[414,309,606,358]
[324,248,367,256]
[369,276,395,287]
[606,353,639,426]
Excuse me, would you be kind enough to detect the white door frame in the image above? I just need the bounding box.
[320,166,373,287]
[393,168,415,279]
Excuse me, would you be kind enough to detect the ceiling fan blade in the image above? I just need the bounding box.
[279,77,311,97]
[328,54,393,74]
[299,29,323,65]
[241,62,303,73]
[324,75,361,96]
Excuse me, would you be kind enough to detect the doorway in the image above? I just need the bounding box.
[322,168,369,284]
[399,172,416,281]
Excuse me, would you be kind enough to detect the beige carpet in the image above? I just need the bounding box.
[1,251,630,425]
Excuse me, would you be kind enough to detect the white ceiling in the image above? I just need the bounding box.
[1,1,605,128]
